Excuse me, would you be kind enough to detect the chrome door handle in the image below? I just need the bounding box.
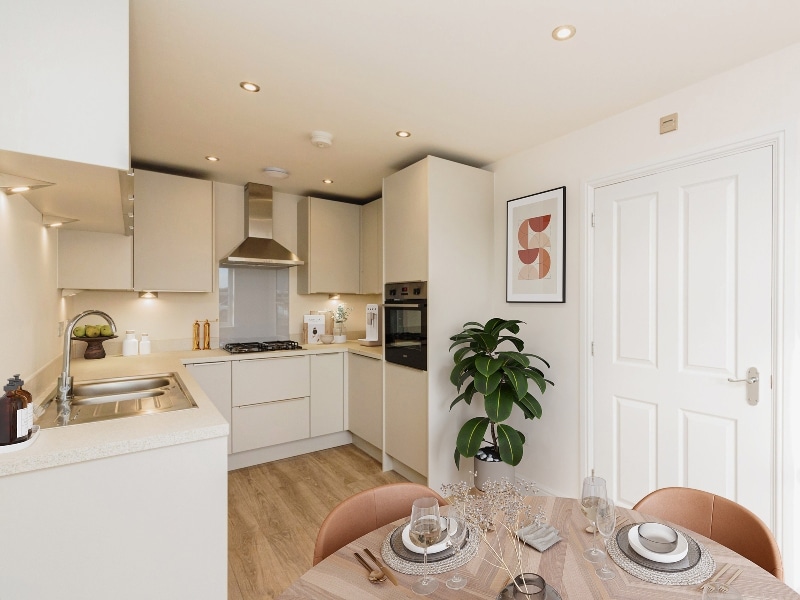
[727,367,759,406]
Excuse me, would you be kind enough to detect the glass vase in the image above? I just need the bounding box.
[333,322,347,343]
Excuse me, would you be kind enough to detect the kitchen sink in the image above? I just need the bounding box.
[37,373,197,428]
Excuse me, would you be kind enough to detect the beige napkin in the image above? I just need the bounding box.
[517,523,562,552]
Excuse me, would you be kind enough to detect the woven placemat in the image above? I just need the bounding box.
[606,528,715,585]
[380,524,481,575]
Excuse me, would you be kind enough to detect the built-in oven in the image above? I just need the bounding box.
[384,281,427,371]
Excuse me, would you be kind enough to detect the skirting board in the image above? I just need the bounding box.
[350,433,382,463]
[227,431,353,471]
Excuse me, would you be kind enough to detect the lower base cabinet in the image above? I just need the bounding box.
[232,397,310,453]
[188,352,347,457]
[348,353,382,449]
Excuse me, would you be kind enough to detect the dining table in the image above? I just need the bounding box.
[276,496,799,600]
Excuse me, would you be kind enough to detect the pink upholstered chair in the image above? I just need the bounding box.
[312,482,446,565]
[633,487,783,580]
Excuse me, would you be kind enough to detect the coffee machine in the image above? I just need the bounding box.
[358,303,381,346]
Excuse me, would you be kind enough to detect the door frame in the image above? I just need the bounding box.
[580,132,785,541]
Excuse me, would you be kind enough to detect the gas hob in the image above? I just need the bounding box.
[222,340,303,354]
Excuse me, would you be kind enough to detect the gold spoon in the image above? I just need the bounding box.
[354,552,386,583]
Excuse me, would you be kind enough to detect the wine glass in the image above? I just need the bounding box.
[594,497,617,580]
[444,506,468,590]
[580,473,607,562]
[409,497,441,595]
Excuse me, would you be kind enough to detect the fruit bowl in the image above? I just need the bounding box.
[71,335,117,360]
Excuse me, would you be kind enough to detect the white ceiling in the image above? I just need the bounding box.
[129,0,800,203]
[13,1,800,234]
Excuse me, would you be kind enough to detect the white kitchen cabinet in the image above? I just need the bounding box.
[382,156,493,489]
[297,197,360,294]
[133,169,213,292]
[232,398,310,453]
[348,353,382,449]
[186,361,232,454]
[310,353,344,437]
[360,198,383,294]
[57,229,133,290]
[385,362,428,476]
[232,356,310,406]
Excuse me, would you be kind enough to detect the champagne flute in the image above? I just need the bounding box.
[594,497,617,580]
[409,497,441,595]
[580,472,607,562]
[444,507,468,590]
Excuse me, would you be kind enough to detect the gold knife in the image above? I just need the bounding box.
[363,548,399,586]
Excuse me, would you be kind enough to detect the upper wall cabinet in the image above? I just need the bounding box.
[133,170,213,292]
[359,199,383,294]
[58,230,133,290]
[297,197,360,294]
[0,2,129,169]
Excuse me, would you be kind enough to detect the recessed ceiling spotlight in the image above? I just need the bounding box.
[310,131,333,148]
[322,179,333,184]
[263,166,290,179]
[552,25,576,41]
[239,81,260,92]
[395,130,411,138]
[205,155,220,162]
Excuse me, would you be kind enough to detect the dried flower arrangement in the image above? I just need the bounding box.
[441,478,546,595]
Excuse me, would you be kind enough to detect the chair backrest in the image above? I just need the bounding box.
[312,482,446,565]
[633,487,783,580]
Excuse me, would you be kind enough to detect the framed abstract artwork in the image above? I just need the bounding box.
[506,186,566,303]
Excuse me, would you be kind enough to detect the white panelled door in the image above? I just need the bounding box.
[592,146,774,528]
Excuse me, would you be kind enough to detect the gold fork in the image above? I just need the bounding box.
[699,563,731,592]
[717,569,743,593]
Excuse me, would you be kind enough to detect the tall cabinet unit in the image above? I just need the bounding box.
[360,199,383,294]
[382,156,493,490]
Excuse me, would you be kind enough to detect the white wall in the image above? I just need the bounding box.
[489,43,800,586]
[0,0,129,170]
[0,193,65,386]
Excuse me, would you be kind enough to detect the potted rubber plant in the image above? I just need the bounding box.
[449,318,553,489]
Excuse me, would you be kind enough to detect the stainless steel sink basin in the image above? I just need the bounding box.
[37,373,197,428]
[72,376,172,398]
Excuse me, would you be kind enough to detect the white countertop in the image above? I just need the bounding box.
[0,342,382,477]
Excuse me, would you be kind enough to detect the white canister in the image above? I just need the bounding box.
[122,330,139,356]
[139,333,151,355]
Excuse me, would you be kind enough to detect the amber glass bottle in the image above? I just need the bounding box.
[6,379,28,443]
[0,383,18,445]
[12,374,33,436]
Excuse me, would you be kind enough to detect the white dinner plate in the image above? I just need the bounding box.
[401,517,456,554]
[627,524,688,563]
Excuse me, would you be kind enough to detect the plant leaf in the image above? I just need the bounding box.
[527,354,551,369]
[456,417,490,457]
[475,355,504,377]
[497,351,530,367]
[454,447,461,469]
[496,424,524,466]
[515,393,542,419]
[473,370,502,396]
[497,336,525,351]
[484,383,515,422]
[453,346,472,364]
[502,365,529,400]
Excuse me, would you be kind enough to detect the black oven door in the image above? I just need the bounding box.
[384,302,427,370]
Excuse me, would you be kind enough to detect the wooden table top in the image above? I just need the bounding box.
[277,496,798,600]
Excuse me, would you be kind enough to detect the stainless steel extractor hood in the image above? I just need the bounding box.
[220,182,303,268]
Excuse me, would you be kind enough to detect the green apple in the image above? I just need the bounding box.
[100,325,113,336]
[73,325,86,337]
[85,325,100,338]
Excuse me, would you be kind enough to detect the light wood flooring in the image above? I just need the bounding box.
[228,444,407,600]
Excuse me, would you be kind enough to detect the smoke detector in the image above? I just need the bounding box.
[310,131,333,148]
[263,167,290,179]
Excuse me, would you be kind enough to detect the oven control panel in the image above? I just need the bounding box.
[385,281,427,301]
